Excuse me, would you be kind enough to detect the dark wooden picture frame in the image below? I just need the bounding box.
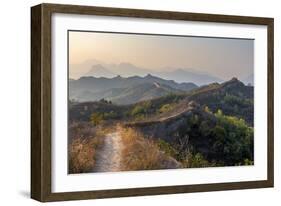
[31,3,274,202]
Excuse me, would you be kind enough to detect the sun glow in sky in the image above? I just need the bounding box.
[69,31,254,80]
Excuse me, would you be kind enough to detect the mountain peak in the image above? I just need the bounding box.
[230,77,239,82]
[92,64,104,69]
[85,64,116,78]
[221,77,244,88]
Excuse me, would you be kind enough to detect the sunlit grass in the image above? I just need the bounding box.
[119,127,180,171]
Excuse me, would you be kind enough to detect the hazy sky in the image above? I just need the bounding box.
[69,31,253,80]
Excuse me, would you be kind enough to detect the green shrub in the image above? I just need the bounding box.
[185,153,212,168]
[90,112,104,126]
[158,103,174,113]
[158,139,177,157]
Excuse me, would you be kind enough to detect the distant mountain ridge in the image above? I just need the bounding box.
[69,74,198,104]
[71,61,224,86]
[154,68,222,86]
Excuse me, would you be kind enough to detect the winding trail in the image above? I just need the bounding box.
[125,103,193,127]
[93,131,123,172]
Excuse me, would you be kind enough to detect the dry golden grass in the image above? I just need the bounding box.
[119,127,170,171]
[69,138,95,173]
[68,126,105,174]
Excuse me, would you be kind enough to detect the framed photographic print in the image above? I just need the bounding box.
[31,3,274,202]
